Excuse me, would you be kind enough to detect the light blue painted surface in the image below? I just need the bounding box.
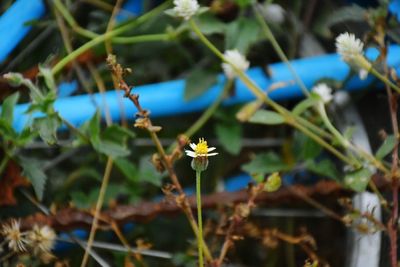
[11,45,400,132]
[0,0,46,62]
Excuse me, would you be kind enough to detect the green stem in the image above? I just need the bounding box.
[253,4,310,97]
[196,170,204,267]
[51,1,170,75]
[186,80,232,138]
[370,67,400,94]
[168,79,233,152]
[189,19,358,168]
[60,116,90,143]
[53,0,98,39]
[317,103,361,168]
[112,33,170,44]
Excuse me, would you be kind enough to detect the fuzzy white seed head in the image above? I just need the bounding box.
[262,4,285,24]
[1,220,28,253]
[312,83,333,104]
[335,32,364,63]
[27,225,56,255]
[173,0,200,20]
[221,50,250,79]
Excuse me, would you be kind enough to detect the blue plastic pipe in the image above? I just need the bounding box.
[0,0,46,63]
[11,45,400,132]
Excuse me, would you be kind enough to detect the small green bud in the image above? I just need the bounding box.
[191,157,209,172]
[264,172,281,192]
[3,72,24,87]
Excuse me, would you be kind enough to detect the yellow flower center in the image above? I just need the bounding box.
[195,138,208,155]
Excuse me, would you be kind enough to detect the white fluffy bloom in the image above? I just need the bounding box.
[173,0,199,20]
[1,220,28,252]
[222,50,250,79]
[335,32,364,63]
[262,4,285,24]
[27,225,56,255]
[312,83,333,104]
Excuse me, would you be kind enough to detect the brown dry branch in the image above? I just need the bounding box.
[19,180,347,232]
[242,222,329,267]
[214,182,265,266]
[373,22,400,267]
[106,55,214,262]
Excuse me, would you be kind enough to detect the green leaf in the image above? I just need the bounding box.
[293,132,322,160]
[138,156,163,186]
[225,17,260,53]
[305,159,339,180]
[20,160,47,201]
[92,139,130,158]
[88,110,101,138]
[184,68,217,101]
[1,92,19,124]
[164,8,177,18]
[292,97,318,115]
[344,168,372,192]
[0,119,18,141]
[324,5,366,28]
[16,127,35,146]
[197,13,227,34]
[114,158,139,183]
[248,110,285,125]
[39,65,57,92]
[215,122,242,155]
[102,125,136,144]
[32,114,61,145]
[234,0,255,7]
[242,152,289,175]
[375,135,396,160]
[236,100,264,122]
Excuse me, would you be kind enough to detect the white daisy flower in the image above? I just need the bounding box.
[222,49,250,79]
[312,83,333,104]
[335,32,364,64]
[1,220,28,252]
[173,0,200,20]
[27,225,56,255]
[185,138,218,158]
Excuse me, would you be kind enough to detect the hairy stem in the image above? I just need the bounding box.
[196,171,204,267]
[52,1,170,75]
[189,19,390,175]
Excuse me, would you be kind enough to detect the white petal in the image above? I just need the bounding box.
[185,150,197,157]
[189,143,197,150]
[207,147,216,152]
[207,152,218,156]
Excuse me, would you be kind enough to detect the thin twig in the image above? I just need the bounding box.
[107,56,214,262]
[80,157,114,267]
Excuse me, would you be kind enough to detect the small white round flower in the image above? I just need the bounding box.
[312,83,333,104]
[262,4,285,24]
[1,220,28,252]
[222,49,250,79]
[185,138,218,158]
[335,32,364,63]
[359,68,368,80]
[173,0,200,20]
[27,225,56,255]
